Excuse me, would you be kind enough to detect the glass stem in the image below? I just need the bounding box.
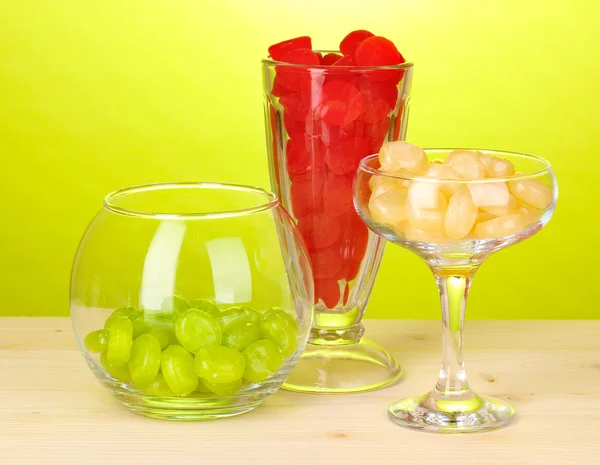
[431,266,479,396]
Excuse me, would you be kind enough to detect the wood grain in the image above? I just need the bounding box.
[1,318,599,465]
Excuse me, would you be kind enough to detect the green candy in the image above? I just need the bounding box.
[174,309,221,354]
[105,315,133,367]
[242,307,263,323]
[104,306,135,330]
[161,295,190,318]
[222,323,261,352]
[146,328,171,350]
[243,339,283,382]
[189,299,220,317]
[101,353,130,382]
[259,311,298,357]
[266,308,299,330]
[200,378,242,396]
[215,307,252,333]
[84,329,108,353]
[194,346,246,384]
[160,345,199,396]
[142,373,175,397]
[128,334,162,388]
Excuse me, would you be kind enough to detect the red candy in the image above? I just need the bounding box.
[298,213,340,249]
[269,36,312,61]
[309,248,343,279]
[321,53,341,65]
[358,78,398,123]
[279,92,311,121]
[333,55,355,67]
[284,112,306,140]
[323,172,354,217]
[317,80,363,127]
[314,278,340,307]
[277,48,320,91]
[355,36,405,83]
[342,282,350,305]
[343,259,362,282]
[340,30,374,56]
[286,137,325,175]
[325,137,370,175]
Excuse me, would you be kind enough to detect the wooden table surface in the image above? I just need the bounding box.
[1,318,599,465]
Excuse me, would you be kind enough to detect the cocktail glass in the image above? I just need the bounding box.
[354,148,557,432]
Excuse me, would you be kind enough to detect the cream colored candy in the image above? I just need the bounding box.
[408,193,447,232]
[369,171,411,196]
[516,202,540,226]
[369,189,408,228]
[424,162,461,196]
[404,224,449,243]
[467,182,510,208]
[479,154,516,178]
[444,187,478,240]
[445,150,485,180]
[481,193,518,217]
[509,178,553,209]
[379,141,428,174]
[473,213,525,239]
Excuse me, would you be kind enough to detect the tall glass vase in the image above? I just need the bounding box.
[262,53,413,393]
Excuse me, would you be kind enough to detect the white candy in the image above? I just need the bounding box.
[509,178,553,209]
[369,189,408,228]
[444,187,478,240]
[468,182,510,208]
[473,213,525,239]
[445,150,485,180]
[407,193,447,232]
[479,154,515,178]
[379,141,428,174]
[481,193,517,217]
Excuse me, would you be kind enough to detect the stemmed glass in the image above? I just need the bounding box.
[354,147,557,432]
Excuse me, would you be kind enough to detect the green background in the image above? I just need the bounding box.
[1,0,597,319]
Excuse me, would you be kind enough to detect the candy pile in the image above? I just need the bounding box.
[84,296,299,397]
[267,31,407,307]
[368,142,553,243]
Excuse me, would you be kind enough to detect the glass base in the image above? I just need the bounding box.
[282,337,402,394]
[388,390,515,433]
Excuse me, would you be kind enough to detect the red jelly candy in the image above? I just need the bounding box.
[325,137,370,175]
[284,112,306,140]
[268,36,312,61]
[358,78,398,123]
[298,213,341,249]
[364,116,391,153]
[286,136,327,175]
[333,55,355,66]
[322,172,354,217]
[309,248,343,279]
[317,80,363,127]
[321,53,341,65]
[340,30,375,56]
[342,282,350,305]
[355,36,405,83]
[337,210,370,264]
[290,175,324,219]
[343,259,362,282]
[276,48,320,91]
[280,92,311,121]
[306,119,356,147]
[272,76,294,97]
[314,278,340,308]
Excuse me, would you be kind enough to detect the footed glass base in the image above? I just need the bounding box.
[388,390,515,433]
[282,337,402,394]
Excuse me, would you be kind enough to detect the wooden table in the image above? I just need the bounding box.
[1,318,599,464]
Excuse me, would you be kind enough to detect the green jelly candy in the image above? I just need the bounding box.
[146,328,171,349]
[101,353,130,382]
[105,316,133,367]
[242,307,263,323]
[215,307,251,333]
[266,308,299,330]
[129,334,162,388]
[174,309,221,354]
[104,306,135,330]
[243,339,283,382]
[84,330,108,353]
[129,311,150,338]
[222,323,261,352]
[189,299,220,317]
[259,311,298,357]
[161,295,190,318]
[161,345,199,396]
[200,378,242,396]
[194,346,246,384]
[143,373,175,397]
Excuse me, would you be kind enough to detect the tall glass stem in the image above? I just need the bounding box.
[431,266,479,397]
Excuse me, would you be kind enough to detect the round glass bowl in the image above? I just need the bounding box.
[70,182,313,420]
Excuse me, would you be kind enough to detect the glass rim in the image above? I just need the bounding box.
[103,182,279,220]
[359,149,553,184]
[262,49,414,70]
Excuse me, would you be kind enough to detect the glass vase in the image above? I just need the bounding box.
[262,53,414,393]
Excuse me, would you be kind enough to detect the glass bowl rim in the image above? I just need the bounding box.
[103,182,279,220]
[359,149,553,184]
[262,50,414,70]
